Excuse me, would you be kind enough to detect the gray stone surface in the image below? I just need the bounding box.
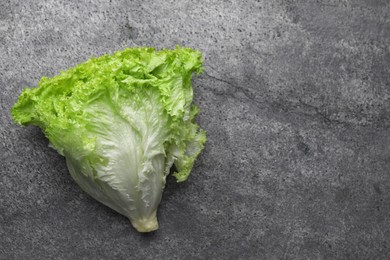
[1,0,390,259]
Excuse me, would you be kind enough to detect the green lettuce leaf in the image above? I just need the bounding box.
[11,47,206,232]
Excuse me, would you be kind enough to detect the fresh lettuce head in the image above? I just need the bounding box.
[11,47,206,232]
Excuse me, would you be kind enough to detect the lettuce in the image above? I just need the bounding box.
[11,47,206,232]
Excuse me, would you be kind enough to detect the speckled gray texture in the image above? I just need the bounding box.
[1,0,390,259]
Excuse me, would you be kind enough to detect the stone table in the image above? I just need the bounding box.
[1,0,390,259]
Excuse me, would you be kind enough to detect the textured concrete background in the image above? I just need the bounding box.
[1,0,390,259]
